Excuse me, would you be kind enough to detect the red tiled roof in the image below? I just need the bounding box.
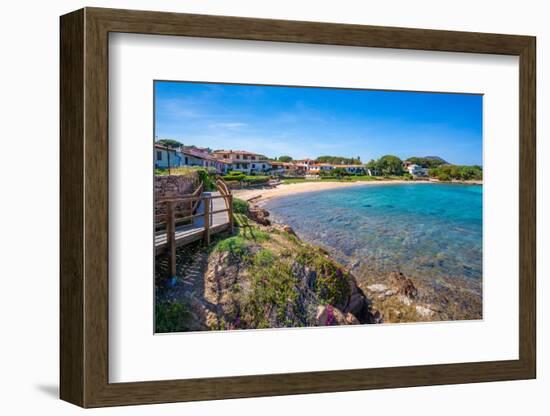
[212,150,266,157]
[154,143,177,151]
[271,162,294,167]
[181,147,212,159]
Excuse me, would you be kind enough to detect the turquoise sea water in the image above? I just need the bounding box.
[264,183,482,283]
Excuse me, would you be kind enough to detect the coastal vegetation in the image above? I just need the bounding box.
[405,156,448,168]
[156,138,183,148]
[361,154,481,182]
[315,155,362,165]
[428,164,482,181]
[155,299,192,332]
[156,138,214,154]
[366,155,404,176]
[222,171,270,186]
[232,197,250,215]
[275,155,293,162]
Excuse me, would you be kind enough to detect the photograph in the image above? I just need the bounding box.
[153,81,483,333]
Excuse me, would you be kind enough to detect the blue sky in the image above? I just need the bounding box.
[154,81,482,165]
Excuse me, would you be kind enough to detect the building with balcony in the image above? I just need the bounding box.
[211,150,271,174]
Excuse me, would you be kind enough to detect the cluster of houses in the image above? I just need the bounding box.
[155,144,274,175]
[155,143,429,178]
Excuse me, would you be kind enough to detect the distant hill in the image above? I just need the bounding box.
[406,156,448,168]
[425,156,448,163]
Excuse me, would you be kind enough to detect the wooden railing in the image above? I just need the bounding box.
[155,179,233,277]
[216,177,234,231]
[154,181,203,230]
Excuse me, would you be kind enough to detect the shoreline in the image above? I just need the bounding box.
[157,179,483,329]
[256,189,483,322]
[233,179,482,203]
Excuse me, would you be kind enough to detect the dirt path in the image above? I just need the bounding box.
[156,243,221,330]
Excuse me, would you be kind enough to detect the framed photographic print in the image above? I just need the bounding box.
[60,7,536,408]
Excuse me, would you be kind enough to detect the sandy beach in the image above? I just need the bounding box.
[233,180,415,202]
[233,179,483,203]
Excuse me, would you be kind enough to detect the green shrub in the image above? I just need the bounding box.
[194,168,216,191]
[222,173,269,186]
[367,155,404,176]
[223,171,246,181]
[233,197,249,214]
[214,236,250,258]
[244,176,269,184]
[332,167,351,178]
[155,300,192,333]
[244,259,301,327]
[253,249,276,268]
[428,164,482,181]
[296,249,351,307]
[405,156,447,168]
[438,172,451,181]
[239,226,270,242]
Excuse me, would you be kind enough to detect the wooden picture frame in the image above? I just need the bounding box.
[60,7,536,408]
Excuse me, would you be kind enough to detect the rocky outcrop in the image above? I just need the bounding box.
[415,305,435,318]
[269,223,299,238]
[389,271,418,299]
[362,271,439,323]
[248,206,271,225]
[188,224,378,329]
[316,305,359,326]
[281,225,297,236]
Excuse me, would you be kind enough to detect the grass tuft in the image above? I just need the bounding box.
[296,248,351,307]
[213,235,250,258]
[155,300,192,333]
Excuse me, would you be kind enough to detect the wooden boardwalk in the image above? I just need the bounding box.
[155,191,230,256]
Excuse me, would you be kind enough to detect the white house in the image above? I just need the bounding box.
[181,147,228,173]
[294,159,316,171]
[211,150,271,174]
[337,164,366,175]
[308,163,334,175]
[155,144,226,173]
[179,148,207,168]
[406,163,429,177]
[270,161,306,176]
[154,144,185,169]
